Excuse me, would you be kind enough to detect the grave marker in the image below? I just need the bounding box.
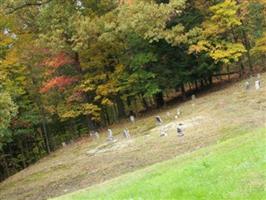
[160,126,168,137]
[107,129,114,141]
[129,115,135,123]
[245,81,250,90]
[155,115,163,125]
[123,128,130,138]
[177,123,184,137]
[176,109,181,117]
[90,131,100,139]
[255,80,261,90]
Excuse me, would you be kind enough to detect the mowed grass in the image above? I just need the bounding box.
[53,128,266,200]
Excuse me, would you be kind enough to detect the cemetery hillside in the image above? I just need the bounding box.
[0,0,266,200]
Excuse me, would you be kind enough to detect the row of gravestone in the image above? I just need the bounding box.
[61,107,186,147]
[88,110,185,143]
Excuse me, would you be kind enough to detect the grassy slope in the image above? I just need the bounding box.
[54,128,266,200]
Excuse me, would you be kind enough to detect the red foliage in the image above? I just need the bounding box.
[40,76,78,93]
[42,52,74,69]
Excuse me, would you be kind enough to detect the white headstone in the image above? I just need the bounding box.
[107,129,114,141]
[245,81,250,90]
[129,115,135,123]
[255,80,261,90]
[191,94,196,101]
[62,142,66,147]
[166,112,171,117]
[123,128,130,138]
[257,73,261,79]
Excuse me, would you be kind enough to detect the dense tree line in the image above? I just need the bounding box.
[0,0,265,181]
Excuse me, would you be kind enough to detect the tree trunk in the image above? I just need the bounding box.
[181,83,186,100]
[194,81,199,91]
[40,113,50,154]
[155,92,164,108]
[141,94,149,111]
[115,96,126,118]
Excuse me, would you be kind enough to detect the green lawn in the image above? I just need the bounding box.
[53,128,266,200]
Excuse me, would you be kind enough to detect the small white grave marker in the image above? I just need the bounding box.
[123,128,130,138]
[245,81,250,90]
[255,80,261,90]
[107,129,114,141]
[129,115,135,123]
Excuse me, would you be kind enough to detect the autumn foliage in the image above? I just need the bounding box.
[42,52,74,69]
[40,76,78,93]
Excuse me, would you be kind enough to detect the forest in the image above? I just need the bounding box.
[0,0,265,181]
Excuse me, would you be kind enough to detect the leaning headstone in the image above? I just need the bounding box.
[255,80,261,90]
[245,81,250,90]
[177,123,184,137]
[123,128,130,138]
[155,115,163,126]
[129,115,135,123]
[107,129,114,141]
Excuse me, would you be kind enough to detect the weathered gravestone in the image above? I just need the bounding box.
[90,131,100,139]
[177,123,184,137]
[255,80,261,90]
[191,94,196,101]
[123,128,130,138]
[155,115,163,126]
[245,81,250,90]
[107,129,114,141]
[129,115,135,123]
[160,126,168,137]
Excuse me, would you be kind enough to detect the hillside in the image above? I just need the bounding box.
[0,74,266,200]
[53,128,266,200]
